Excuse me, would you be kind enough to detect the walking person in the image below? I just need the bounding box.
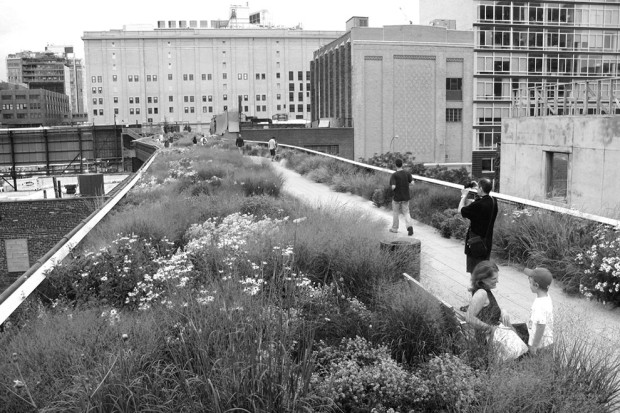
[389,158,414,236]
[235,133,244,155]
[268,137,277,161]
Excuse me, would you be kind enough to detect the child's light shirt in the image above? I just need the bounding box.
[527,295,553,348]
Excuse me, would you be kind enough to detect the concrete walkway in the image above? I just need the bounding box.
[269,159,620,345]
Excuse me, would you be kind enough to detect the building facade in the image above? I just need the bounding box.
[0,82,71,127]
[473,0,620,180]
[6,49,86,115]
[311,20,474,163]
[82,6,342,127]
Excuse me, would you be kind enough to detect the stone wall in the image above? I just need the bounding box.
[0,198,97,290]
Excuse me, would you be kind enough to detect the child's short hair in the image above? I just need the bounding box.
[525,267,553,291]
[395,159,403,168]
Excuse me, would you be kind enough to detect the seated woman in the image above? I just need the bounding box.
[466,260,510,342]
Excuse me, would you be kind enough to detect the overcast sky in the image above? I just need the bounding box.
[0,0,420,81]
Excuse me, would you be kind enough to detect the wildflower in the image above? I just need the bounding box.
[293,217,307,224]
[122,334,129,341]
[13,380,25,389]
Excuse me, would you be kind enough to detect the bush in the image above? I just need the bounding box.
[431,208,469,239]
[310,336,429,412]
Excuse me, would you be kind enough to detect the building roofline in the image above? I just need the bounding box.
[82,28,345,41]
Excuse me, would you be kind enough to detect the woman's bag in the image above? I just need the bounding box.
[491,323,528,362]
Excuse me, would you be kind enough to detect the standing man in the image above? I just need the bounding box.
[268,137,277,161]
[235,133,244,155]
[458,178,498,274]
[389,158,414,236]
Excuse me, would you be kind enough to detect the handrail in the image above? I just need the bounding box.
[0,144,160,326]
[247,139,620,228]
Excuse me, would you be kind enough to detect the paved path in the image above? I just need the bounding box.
[269,159,620,346]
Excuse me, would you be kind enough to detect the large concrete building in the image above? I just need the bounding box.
[82,4,342,127]
[502,78,620,217]
[311,18,474,163]
[6,48,86,115]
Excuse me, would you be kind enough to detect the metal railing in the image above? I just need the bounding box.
[251,140,620,228]
[512,77,620,118]
[0,143,160,326]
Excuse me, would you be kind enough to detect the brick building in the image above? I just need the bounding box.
[311,18,474,163]
[0,82,71,127]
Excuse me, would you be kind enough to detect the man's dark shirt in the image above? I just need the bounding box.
[461,194,498,255]
[389,170,413,202]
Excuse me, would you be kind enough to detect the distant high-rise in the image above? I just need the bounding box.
[472,0,620,179]
[6,48,86,115]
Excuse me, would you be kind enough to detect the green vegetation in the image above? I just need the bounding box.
[0,140,618,412]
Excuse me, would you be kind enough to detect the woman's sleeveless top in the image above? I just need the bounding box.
[475,289,501,326]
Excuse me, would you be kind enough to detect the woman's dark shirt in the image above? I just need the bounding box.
[474,288,501,326]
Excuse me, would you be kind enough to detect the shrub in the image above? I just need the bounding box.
[306,166,332,184]
[410,184,461,225]
[431,208,469,239]
[419,353,483,412]
[239,195,288,218]
[575,224,620,304]
[361,152,416,169]
[310,336,429,412]
[370,281,454,365]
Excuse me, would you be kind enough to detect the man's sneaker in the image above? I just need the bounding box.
[389,228,398,233]
[407,226,414,236]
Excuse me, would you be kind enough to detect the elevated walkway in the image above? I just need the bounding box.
[269,160,620,345]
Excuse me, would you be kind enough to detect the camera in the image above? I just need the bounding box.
[464,181,478,189]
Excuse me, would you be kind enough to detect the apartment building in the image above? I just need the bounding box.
[6,48,86,115]
[82,5,342,127]
[473,0,620,179]
[0,82,71,127]
[311,18,474,162]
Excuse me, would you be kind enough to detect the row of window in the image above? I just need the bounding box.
[1,103,45,110]
[478,3,620,27]
[477,54,620,76]
[95,102,314,117]
[478,28,620,52]
[3,113,46,119]
[93,71,311,84]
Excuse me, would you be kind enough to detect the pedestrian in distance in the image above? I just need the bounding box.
[235,133,244,155]
[389,158,414,236]
[192,135,197,145]
[268,137,277,161]
[524,267,554,355]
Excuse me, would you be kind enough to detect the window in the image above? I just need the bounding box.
[289,83,295,91]
[93,98,97,105]
[244,106,248,112]
[298,92,303,101]
[223,94,227,101]
[189,74,193,81]
[153,75,158,81]
[183,74,188,81]
[289,71,294,81]
[256,73,261,80]
[277,93,281,100]
[209,106,213,113]
[148,108,153,114]
[135,75,139,81]
[93,110,97,116]
[481,158,494,173]
[147,118,153,123]
[154,97,158,103]
[91,76,96,83]
[224,105,228,111]
[128,75,133,82]
[256,105,261,112]
[129,97,134,104]
[92,87,96,94]
[446,78,463,101]
[208,95,213,102]
[99,98,103,104]
[297,104,303,112]
[169,96,174,102]
[184,107,189,113]
[135,97,140,104]
[148,97,152,104]
[277,104,281,110]
[168,74,173,80]
[261,94,266,101]
[169,107,174,113]
[203,106,208,113]
[262,105,266,111]
[113,75,117,82]
[189,96,194,102]
[290,105,295,112]
[298,71,303,80]
[261,73,266,80]
[202,95,207,102]
[546,152,568,199]
[98,87,102,93]
[244,95,248,101]
[154,108,158,114]
[190,107,195,113]
[223,73,227,79]
[446,108,462,122]
[135,108,140,114]
[243,73,248,80]
[130,108,135,115]
[184,96,189,103]
[113,96,118,103]
[307,104,311,112]
[147,75,152,82]
[289,92,294,102]
[114,108,119,115]
[256,94,260,101]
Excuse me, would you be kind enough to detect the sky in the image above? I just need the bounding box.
[0,0,420,81]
